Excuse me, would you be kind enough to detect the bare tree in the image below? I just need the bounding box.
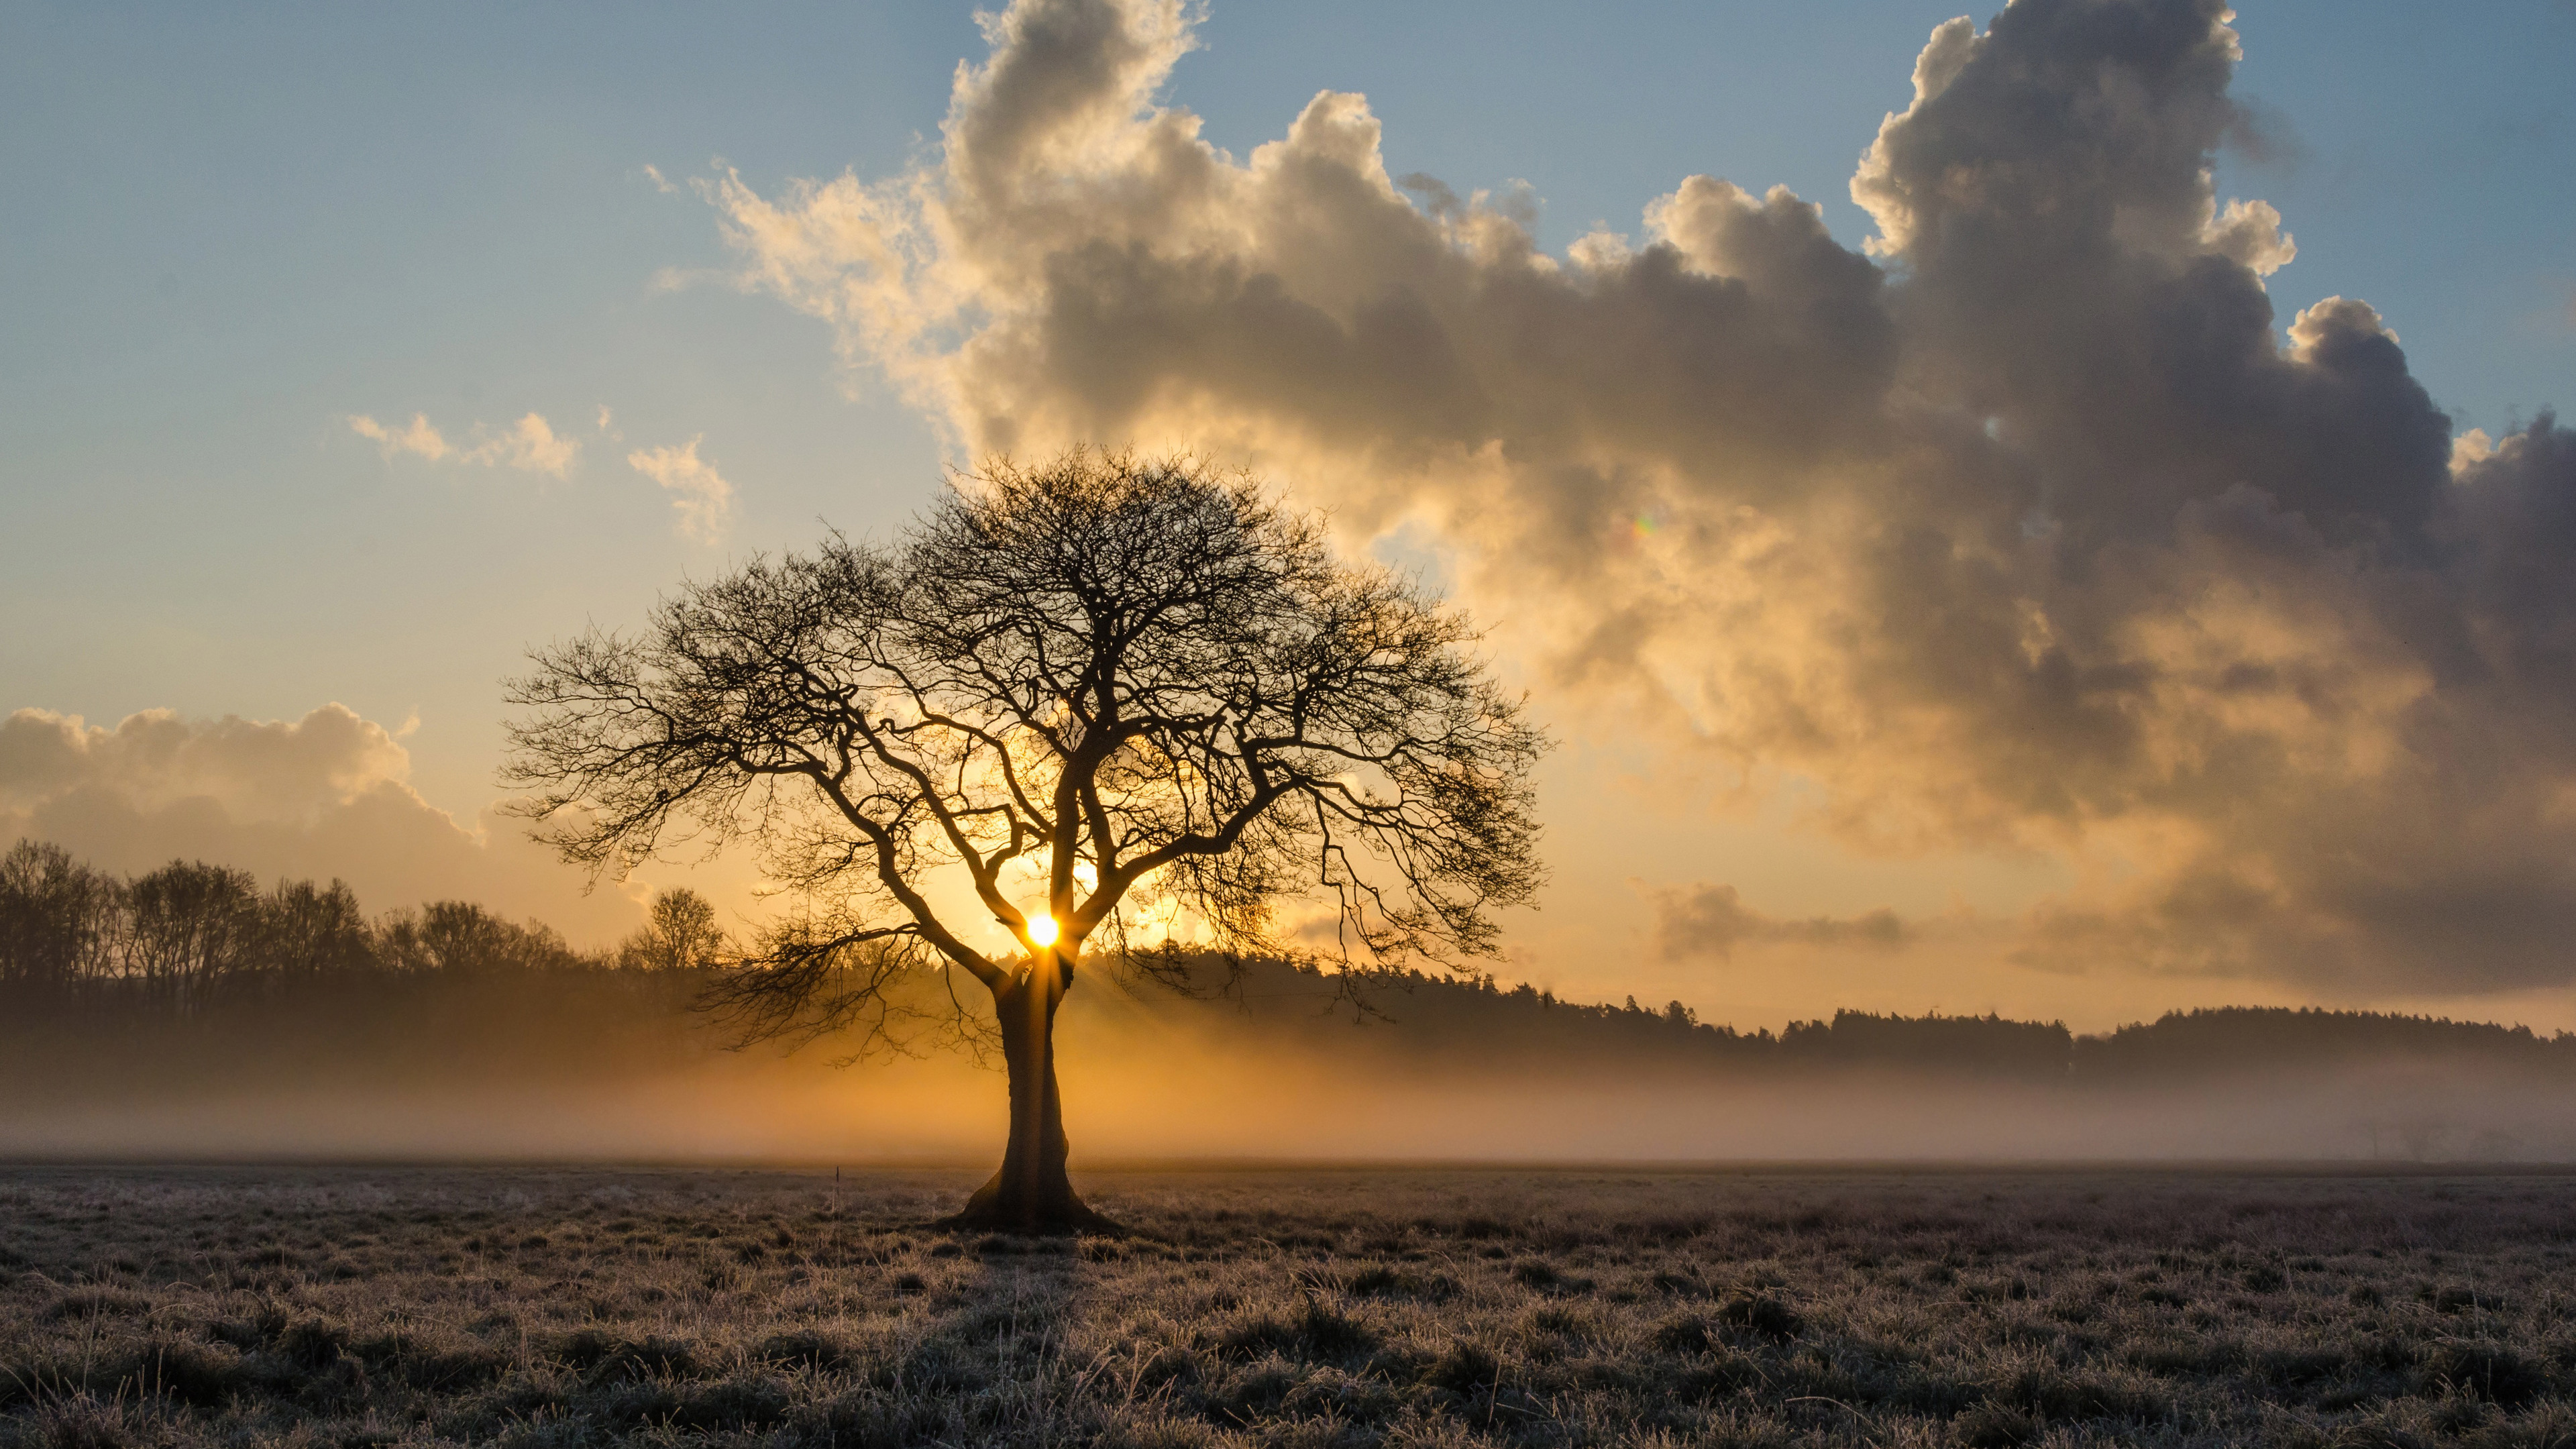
[256,878,374,983]
[378,901,582,977]
[0,841,119,996]
[618,888,730,971]
[124,860,260,1016]
[504,451,1548,1232]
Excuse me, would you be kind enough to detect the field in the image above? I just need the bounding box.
[5,1167,2576,1448]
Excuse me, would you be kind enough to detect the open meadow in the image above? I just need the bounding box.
[7,1166,2576,1448]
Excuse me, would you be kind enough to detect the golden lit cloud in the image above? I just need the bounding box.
[463,412,580,477]
[347,412,449,462]
[678,0,2576,999]
[625,435,737,541]
[348,409,579,478]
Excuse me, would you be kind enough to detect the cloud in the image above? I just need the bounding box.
[689,0,2576,997]
[1646,882,1905,963]
[462,412,579,477]
[348,411,578,478]
[1,706,643,943]
[627,436,737,541]
[0,705,411,825]
[347,413,449,462]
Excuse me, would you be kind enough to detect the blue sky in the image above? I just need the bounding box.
[5,1,2573,1024]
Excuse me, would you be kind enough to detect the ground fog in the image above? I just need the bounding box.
[7,1167,2576,1447]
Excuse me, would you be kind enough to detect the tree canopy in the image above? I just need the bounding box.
[503,449,1548,1228]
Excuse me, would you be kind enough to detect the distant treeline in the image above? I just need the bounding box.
[0,840,724,1013]
[1203,967,2576,1083]
[6,839,2574,1086]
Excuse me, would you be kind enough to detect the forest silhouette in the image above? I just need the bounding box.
[10,837,2576,1169]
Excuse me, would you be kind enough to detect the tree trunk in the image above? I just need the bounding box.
[946,951,1119,1234]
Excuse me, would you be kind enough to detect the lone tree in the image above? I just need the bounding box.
[504,451,1546,1232]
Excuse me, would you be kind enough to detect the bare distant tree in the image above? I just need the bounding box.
[0,841,120,996]
[505,450,1547,1232]
[124,860,260,1016]
[256,878,374,982]
[378,901,583,977]
[618,888,730,971]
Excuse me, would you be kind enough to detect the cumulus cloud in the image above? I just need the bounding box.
[0,705,410,826]
[462,412,580,476]
[627,436,737,541]
[690,0,2576,996]
[347,412,449,462]
[348,411,579,478]
[1647,882,1906,963]
[0,706,641,943]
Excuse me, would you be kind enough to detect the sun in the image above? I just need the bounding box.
[1024,914,1060,948]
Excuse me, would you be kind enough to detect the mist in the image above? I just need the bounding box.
[9,965,2570,1167]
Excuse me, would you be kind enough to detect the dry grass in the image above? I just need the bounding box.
[5,1165,2576,1447]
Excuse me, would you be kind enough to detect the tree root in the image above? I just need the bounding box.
[934,1198,1126,1238]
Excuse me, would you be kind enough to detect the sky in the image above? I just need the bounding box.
[4,0,2574,1031]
